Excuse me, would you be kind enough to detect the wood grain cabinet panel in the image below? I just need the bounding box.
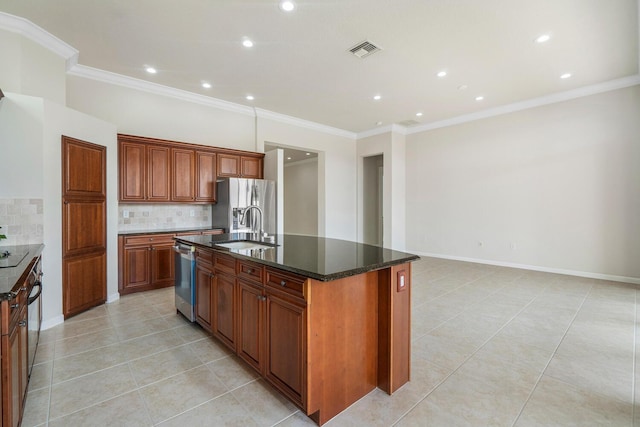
[171,148,195,201]
[217,153,239,177]
[195,263,213,332]
[237,280,264,373]
[119,141,146,201]
[212,271,236,351]
[196,151,217,202]
[119,234,176,295]
[147,145,171,201]
[241,156,263,179]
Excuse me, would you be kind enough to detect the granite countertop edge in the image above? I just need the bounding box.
[118,227,224,236]
[175,234,419,282]
[0,244,44,300]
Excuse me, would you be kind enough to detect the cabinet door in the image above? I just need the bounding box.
[122,245,152,291]
[119,141,146,201]
[265,291,306,407]
[196,151,217,202]
[171,148,195,201]
[5,307,26,427]
[237,280,264,373]
[217,153,239,177]
[195,263,213,332]
[212,271,236,351]
[241,156,263,179]
[151,243,175,288]
[147,145,171,201]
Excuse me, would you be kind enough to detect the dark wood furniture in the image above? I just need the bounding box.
[192,245,412,425]
[62,136,107,319]
[1,253,42,427]
[117,229,223,295]
[118,134,264,203]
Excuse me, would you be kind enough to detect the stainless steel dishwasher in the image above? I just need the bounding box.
[174,242,196,322]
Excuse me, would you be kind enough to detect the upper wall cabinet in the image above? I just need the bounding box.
[118,134,264,203]
[217,153,263,179]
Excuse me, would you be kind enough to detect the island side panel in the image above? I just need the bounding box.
[378,262,411,394]
[306,271,379,425]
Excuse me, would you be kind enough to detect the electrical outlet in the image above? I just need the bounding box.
[123,210,129,218]
[190,210,195,217]
[478,241,483,247]
[510,242,517,250]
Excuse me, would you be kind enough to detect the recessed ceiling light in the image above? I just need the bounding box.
[280,1,295,12]
[287,157,292,160]
[145,66,157,74]
[458,84,468,90]
[373,95,381,100]
[242,39,254,48]
[376,121,383,126]
[246,95,255,100]
[560,73,572,79]
[437,70,447,78]
[416,112,423,117]
[305,152,311,156]
[475,96,484,101]
[202,82,212,89]
[535,34,551,43]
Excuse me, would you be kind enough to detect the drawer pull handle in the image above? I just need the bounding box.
[246,268,253,274]
[18,320,27,327]
[11,303,19,309]
[280,280,286,287]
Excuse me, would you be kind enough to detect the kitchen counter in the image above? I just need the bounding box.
[118,227,224,236]
[0,244,44,298]
[175,233,419,281]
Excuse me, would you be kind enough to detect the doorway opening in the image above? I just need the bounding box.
[363,154,383,246]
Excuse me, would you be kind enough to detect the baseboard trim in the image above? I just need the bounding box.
[41,315,64,331]
[107,292,120,303]
[410,250,640,285]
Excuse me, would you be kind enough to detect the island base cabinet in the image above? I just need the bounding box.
[2,306,27,427]
[212,272,236,351]
[195,263,213,332]
[265,290,306,408]
[236,280,264,373]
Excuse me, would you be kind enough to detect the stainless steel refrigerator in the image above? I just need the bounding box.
[212,178,277,235]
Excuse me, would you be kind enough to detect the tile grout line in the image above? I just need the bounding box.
[392,282,546,426]
[509,282,594,426]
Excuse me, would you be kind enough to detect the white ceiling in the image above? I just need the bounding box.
[1,0,638,134]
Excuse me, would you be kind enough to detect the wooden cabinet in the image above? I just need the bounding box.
[119,140,170,202]
[236,259,266,373]
[196,151,217,202]
[265,289,306,407]
[1,257,36,427]
[119,134,264,203]
[119,234,175,295]
[195,261,213,332]
[212,271,236,351]
[218,153,263,179]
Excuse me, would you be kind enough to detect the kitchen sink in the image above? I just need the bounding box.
[215,241,277,250]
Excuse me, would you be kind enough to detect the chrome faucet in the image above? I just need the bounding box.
[240,205,264,236]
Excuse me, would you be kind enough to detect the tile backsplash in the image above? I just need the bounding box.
[0,199,44,246]
[118,204,212,231]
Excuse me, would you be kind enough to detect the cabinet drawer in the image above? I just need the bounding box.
[196,249,214,265]
[265,269,306,298]
[124,234,174,246]
[214,252,236,275]
[7,288,26,333]
[237,260,264,285]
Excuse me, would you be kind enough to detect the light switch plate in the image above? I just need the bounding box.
[397,270,407,292]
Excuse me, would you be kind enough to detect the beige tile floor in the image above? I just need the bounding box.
[23,257,638,426]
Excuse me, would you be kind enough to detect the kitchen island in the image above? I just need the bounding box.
[175,233,419,425]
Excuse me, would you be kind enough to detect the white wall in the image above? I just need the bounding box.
[356,130,406,250]
[66,75,255,151]
[284,159,318,235]
[257,118,357,241]
[41,102,118,328]
[406,85,640,282]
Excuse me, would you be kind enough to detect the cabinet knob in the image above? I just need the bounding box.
[11,303,19,309]
[280,280,286,287]
[18,320,27,327]
[246,268,253,274]
[257,295,266,301]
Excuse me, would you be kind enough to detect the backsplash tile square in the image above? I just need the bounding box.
[118,204,212,232]
[0,199,44,246]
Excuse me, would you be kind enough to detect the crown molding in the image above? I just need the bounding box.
[254,108,356,139]
[68,64,256,116]
[0,12,78,70]
[405,74,640,135]
[356,123,408,140]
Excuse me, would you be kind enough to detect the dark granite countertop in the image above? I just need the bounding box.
[0,244,44,299]
[118,227,224,236]
[175,233,419,282]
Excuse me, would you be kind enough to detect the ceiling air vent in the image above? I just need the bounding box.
[349,40,381,59]
[398,119,420,127]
